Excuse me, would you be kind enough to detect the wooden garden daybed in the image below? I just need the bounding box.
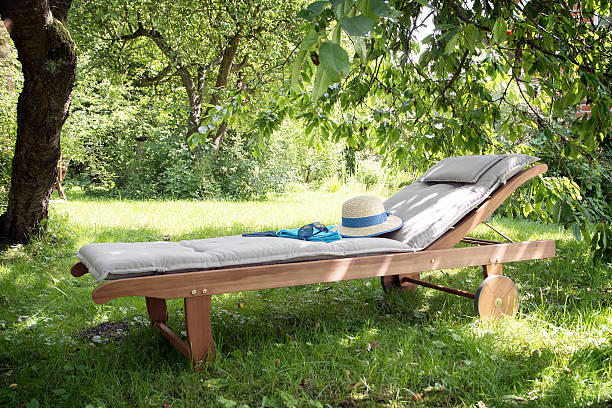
[71,161,555,369]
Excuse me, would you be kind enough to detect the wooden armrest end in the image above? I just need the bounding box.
[71,262,89,277]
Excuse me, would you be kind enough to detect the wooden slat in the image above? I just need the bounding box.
[427,164,548,250]
[155,322,190,359]
[92,240,555,304]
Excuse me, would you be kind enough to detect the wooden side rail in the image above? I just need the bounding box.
[76,239,554,369]
[90,240,555,304]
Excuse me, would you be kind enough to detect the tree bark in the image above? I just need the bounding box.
[209,34,241,148]
[0,0,76,243]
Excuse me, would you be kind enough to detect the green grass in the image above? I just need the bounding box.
[1,190,611,408]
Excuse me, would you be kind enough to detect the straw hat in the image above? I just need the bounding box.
[333,195,404,238]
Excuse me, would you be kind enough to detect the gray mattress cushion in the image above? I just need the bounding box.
[76,236,413,282]
[418,155,504,183]
[75,154,539,281]
[383,154,539,250]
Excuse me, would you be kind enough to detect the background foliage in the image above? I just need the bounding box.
[0,1,611,262]
[0,23,20,213]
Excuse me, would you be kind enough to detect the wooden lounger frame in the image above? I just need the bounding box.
[71,164,555,369]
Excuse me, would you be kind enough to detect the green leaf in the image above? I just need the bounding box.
[581,225,592,245]
[493,18,508,44]
[291,50,308,92]
[444,30,460,54]
[353,36,368,60]
[462,24,480,52]
[291,30,320,91]
[368,0,399,17]
[340,16,376,37]
[301,31,319,50]
[297,1,328,21]
[312,65,332,102]
[187,132,201,149]
[333,0,357,17]
[572,223,582,242]
[280,391,299,407]
[318,42,350,81]
[217,396,237,408]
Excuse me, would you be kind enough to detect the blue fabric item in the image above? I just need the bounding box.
[339,221,404,238]
[341,211,391,228]
[242,231,277,237]
[276,225,341,242]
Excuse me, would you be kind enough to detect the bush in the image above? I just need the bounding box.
[0,24,20,212]
[199,130,293,200]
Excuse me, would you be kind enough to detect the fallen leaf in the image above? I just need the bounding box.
[564,367,572,374]
[502,395,528,404]
[422,385,444,394]
[346,380,364,391]
[9,383,17,389]
[366,341,380,352]
[477,401,487,408]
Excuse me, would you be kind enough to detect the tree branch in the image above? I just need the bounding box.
[136,64,175,86]
[441,49,469,96]
[230,54,248,73]
[197,55,222,94]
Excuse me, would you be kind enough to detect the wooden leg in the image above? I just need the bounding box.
[482,263,503,279]
[381,273,420,292]
[145,297,167,325]
[398,272,420,291]
[184,296,215,370]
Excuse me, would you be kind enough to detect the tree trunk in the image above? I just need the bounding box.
[0,0,76,243]
[209,34,241,148]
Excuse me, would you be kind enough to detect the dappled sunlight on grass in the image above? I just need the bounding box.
[0,191,610,407]
[59,192,360,244]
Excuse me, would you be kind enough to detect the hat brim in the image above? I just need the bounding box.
[332,214,404,238]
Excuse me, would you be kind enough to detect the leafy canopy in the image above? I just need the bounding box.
[286,0,611,161]
[255,0,611,263]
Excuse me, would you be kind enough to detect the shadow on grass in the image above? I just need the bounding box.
[1,219,610,407]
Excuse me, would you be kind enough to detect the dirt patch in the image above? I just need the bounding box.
[79,322,130,343]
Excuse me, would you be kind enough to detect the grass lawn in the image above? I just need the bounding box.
[0,190,610,408]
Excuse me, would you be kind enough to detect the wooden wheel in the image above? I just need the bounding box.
[474,275,519,319]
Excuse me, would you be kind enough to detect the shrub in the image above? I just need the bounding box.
[199,130,293,200]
